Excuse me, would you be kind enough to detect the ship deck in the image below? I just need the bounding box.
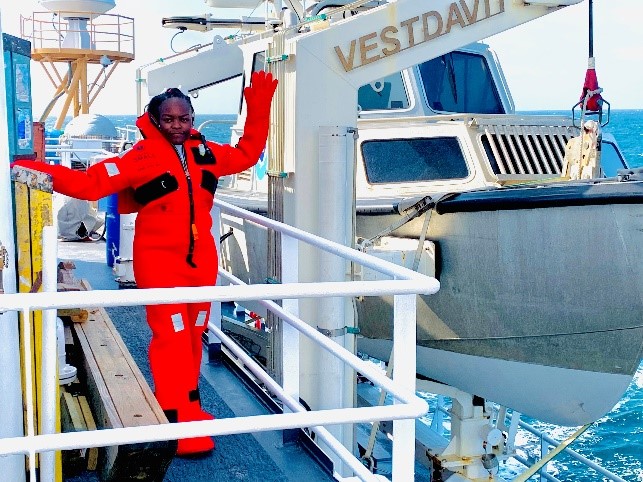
[58,239,335,482]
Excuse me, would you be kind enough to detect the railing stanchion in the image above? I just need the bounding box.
[281,234,300,416]
[392,292,419,482]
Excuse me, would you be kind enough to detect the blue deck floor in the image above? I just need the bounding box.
[58,239,333,482]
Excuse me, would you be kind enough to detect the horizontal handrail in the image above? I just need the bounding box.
[197,118,235,131]
[0,279,434,312]
[217,199,439,283]
[2,198,438,481]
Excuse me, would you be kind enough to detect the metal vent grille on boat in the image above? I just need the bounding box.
[478,121,579,181]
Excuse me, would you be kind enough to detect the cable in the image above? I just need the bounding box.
[170,28,186,53]
[431,324,643,342]
[233,0,263,37]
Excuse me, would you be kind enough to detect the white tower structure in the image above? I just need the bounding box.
[21,0,135,129]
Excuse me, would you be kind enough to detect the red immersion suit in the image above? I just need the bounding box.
[13,71,277,455]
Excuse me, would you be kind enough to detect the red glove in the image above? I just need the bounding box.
[11,159,124,200]
[213,70,277,176]
[243,70,278,121]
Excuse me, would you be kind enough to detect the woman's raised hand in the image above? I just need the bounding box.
[243,71,278,119]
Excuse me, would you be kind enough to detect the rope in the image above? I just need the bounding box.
[266,31,287,382]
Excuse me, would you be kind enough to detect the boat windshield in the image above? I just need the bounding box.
[357,72,410,112]
[419,51,504,114]
[361,137,469,184]
[601,140,629,176]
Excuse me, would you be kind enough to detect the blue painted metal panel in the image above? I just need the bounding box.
[3,33,33,160]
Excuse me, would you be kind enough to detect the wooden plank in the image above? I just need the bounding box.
[79,280,167,424]
[78,396,99,471]
[60,308,89,323]
[62,391,86,431]
[70,280,175,481]
[78,308,159,427]
[70,319,122,479]
[60,389,88,477]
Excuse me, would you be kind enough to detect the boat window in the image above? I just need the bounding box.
[361,137,469,184]
[357,72,409,111]
[419,52,504,114]
[252,52,266,73]
[239,52,267,114]
[601,140,628,176]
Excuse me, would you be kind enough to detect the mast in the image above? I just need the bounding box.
[574,0,610,126]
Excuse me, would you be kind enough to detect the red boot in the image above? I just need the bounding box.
[176,433,215,457]
[175,405,215,457]
[175,390,215,456]
[189,388,214,421]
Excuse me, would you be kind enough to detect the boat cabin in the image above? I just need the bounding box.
[219,41,629,208]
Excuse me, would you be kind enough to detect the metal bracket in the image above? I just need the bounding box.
[0,243,7,269]
[317,326,360,337]
[266,54,290,64]
[617,167,643,182]
[267,170,289,178]
[0,242,7,295]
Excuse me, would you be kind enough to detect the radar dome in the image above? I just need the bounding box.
[39,0,116,16]
[63,114,118,138]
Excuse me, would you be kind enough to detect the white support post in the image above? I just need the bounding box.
[0,14,27,482]
[209,205,223,361]
[40,226,59,482]
[281,234,300,411]
[315,126,356,476]
[392,292,418,482]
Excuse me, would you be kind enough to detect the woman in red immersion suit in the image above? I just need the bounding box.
[13,71,278,456]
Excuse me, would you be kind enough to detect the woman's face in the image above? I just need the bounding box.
[156,97,193,145]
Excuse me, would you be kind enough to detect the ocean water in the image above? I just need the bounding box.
[94,113,237,146]
[51,110,642,480]
[48,109,643,168]
[517,109,643,170]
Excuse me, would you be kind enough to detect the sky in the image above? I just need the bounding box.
[0,0,641,119]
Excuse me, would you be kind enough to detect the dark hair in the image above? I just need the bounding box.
[146,87,195,122]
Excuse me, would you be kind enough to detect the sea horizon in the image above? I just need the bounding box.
[45,108,643,169]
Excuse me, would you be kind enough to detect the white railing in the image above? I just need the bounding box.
[43,133,135,167]
[44,144,114,167]
[0,200,440,482]
[115,125,139,143]
[197,118,235,132]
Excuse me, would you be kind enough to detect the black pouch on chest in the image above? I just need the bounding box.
[133,172,179,205]
[200,170,218,195]
[191,144,216,165]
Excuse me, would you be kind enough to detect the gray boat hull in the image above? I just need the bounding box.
[218,179,643,426]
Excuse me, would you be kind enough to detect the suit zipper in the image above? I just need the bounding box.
[174,145,197,268]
